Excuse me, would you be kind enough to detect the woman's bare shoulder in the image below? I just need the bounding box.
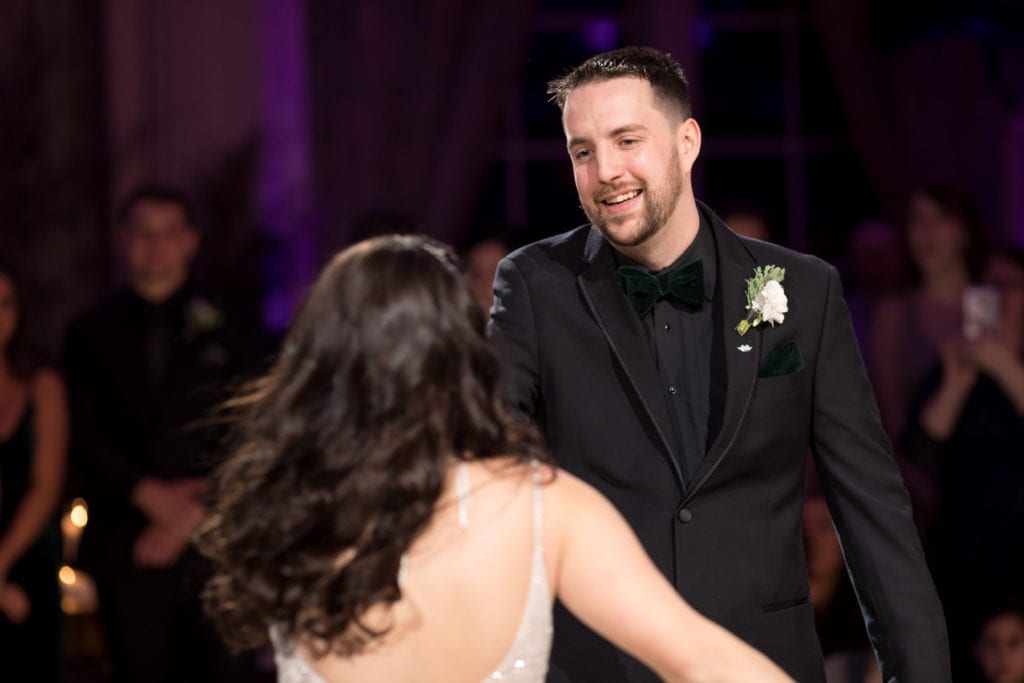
[468,458,582,491]
[460,458,614,527]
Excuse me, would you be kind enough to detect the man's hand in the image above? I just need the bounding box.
[130,477,208,538]
[0,582,31,623]
[132,523,191,568]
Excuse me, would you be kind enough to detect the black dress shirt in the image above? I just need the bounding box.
[616,216,718,481]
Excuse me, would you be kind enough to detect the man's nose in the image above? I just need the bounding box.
[595,149,625,184]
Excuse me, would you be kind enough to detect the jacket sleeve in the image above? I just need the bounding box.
[809,265,951,682]
[487,256,541,420]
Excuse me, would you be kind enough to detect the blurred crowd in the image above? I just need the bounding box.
[807,183,1024,683]
[1,180,1022,682]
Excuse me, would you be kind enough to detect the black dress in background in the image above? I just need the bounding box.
[906,370,1024,682]
[0,403,63,683]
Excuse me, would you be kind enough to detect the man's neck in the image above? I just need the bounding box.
[132,274,188,305]
[613,199,700,271]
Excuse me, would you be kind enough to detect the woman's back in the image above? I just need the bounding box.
[276,459,553,682]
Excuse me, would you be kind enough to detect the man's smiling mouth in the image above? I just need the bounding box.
[602,189,641,205]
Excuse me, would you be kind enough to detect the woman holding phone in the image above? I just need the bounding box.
[905,247,1024,680]
[869,183,990,445]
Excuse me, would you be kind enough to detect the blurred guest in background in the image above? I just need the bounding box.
[720,202,774,243]
[63,185,267,683]
[904,247,1024,681]
[803,493,878,683]
[841,218,906,368]
[973,607,1024,683]
[870,183,989,443]
[463,234,510,318]
[0,259,69,683]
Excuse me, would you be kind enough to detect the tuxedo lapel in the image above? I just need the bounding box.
[577,229,686,491]
[684,204,762,503]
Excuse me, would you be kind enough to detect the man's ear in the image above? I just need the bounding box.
[677,117,701,174]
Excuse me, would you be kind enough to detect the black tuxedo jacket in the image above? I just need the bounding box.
[490,202,950,682]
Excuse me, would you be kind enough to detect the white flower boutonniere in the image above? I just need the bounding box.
[736,265,787,336]
[184,296,225,341]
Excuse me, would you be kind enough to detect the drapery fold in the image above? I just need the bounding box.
[811,0,1017,236]
[307,0,534,251]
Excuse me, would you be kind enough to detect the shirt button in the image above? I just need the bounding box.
[663,323,671,331]
[668,385,677,395]
[677,508,693,523]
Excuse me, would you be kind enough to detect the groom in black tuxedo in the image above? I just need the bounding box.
[490,47,950,682]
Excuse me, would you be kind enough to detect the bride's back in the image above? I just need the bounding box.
[295,458,553,683]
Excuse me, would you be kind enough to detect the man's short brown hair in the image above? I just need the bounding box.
[547,46,691,120]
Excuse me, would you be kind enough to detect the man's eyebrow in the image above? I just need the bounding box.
[610,124,648,137]
[567,124,649,148]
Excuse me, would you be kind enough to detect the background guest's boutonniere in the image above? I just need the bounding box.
[736,265,787,336]
[184,296,224,341]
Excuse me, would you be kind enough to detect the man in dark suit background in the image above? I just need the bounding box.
[490,47,950,682]
[64,186,267,682]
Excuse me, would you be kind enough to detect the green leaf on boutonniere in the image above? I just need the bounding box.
[736,265,787,336]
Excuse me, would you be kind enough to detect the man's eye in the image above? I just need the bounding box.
[621,138,638,146]
[573,149,591,161]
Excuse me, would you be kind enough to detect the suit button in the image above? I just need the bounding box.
[676,508,693,523]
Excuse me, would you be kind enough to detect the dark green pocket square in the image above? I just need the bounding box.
[758,341,804,378]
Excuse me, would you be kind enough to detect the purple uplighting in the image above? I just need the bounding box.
[694,19,714,50]
[583,18,619,53]
[259,0,317,332]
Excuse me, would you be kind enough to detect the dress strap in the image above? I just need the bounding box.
[530,460,544,556]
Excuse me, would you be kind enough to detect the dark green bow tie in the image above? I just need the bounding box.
[618,259,704,318]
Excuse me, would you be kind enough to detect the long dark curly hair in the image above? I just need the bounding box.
[194,235,550,657]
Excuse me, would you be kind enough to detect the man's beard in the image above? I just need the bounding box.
[583,148,684,249]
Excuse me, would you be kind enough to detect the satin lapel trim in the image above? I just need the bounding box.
[684,207,761,503]
[578,229,686,491]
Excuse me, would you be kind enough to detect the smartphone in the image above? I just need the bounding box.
[963,285,1001,340]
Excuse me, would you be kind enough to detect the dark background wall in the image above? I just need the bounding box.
[3,0,1023,350]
